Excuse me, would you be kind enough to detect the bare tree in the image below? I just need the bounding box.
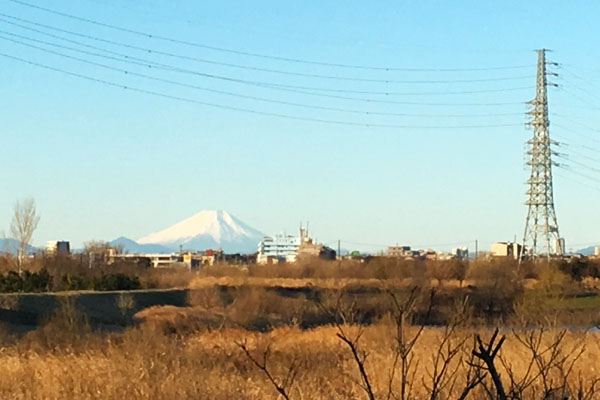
[9,198,40,272]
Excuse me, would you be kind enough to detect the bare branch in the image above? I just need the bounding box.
[236,339,299,400]
[472,328,507,400]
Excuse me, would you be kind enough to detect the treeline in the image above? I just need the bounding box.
[0,269,140,293]
[0,270,51,293]
[194,256,600,283]
[1,252,600,296]
[0,254,186,290]
[61,273,141,291]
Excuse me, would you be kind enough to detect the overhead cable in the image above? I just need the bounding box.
[0,27,533,101]
[0,15,534,85]
[6,0,535,72]
[0,52,523,130]
[0,35,527,119]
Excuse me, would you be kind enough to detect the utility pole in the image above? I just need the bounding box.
[475,239,478,260]
[522,49,561,259]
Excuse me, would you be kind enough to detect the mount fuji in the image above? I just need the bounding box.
[115,210,265,254]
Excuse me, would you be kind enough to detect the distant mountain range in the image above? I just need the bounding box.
[108,237,172,254]
[575,245,599,256]
[0,238,38,256]
[112,210,265,254]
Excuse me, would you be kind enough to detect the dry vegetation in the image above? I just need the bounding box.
[2,256,600,398]
[0,297,599,400]
[2,253,600,293]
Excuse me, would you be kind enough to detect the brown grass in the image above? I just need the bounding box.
[1,257,600,398]
[0,308,598,399]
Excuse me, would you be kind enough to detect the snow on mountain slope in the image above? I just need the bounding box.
[136,210,264,253]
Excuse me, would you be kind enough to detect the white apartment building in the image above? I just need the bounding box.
[257,233,302,264]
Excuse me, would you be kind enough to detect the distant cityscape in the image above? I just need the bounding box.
[6,209,598,271]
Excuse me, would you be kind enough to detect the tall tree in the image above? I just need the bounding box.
[10,198,40,272]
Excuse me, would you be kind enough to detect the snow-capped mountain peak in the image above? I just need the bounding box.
[136,210,263,253]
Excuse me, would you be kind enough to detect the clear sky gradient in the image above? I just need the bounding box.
[0,0,598,252]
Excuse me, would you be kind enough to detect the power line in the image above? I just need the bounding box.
[556,153,600,175]
[568,148,600,165]
[554,81,600,110]
[561,79,600,105]
[553,122,600,145]
[0,52,523,130]
[0,35,525,120]
[557,165,600,185]
[248,85,526,107]
[411,240,474,248]
[554,170,600,193]
[564,240,600,248]
[560,65,600,95]
[0,27,533,107]
[0,15,535,86]
[339,240,388,248]
[552,137,600,164]
[0,14,536,95]
[554,89,600,111]
[6,0,535,73]
[553,115,600,134]
[0,34,527,109]
[0,17,532,105]
[338,239,473,248]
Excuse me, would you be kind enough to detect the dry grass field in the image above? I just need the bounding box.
[0,287,599,400]
[0,319,598,399]
[2,257,600,398]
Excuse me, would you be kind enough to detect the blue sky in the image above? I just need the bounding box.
[0,0,599,252]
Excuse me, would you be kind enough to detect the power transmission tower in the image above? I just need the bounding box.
[521,49,562,258]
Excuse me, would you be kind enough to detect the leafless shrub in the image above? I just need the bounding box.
[423,298,472,399]
[501,326,587,399]
[139,267,197,289]
[19,296,92,352]
[385,288,435,400]
[313,288,439,400]
[187,285,224,310]
[236,338,301,400]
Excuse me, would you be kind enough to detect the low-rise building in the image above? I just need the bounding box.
[490,242,522,259]
[451,247,469,260]
[296,240,336,261]
[420,249,439,260]
[388,246,412,258]
[108,253,186,268]
[45,240,70,256]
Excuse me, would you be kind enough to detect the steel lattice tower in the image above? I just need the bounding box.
[522,49,561,258]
